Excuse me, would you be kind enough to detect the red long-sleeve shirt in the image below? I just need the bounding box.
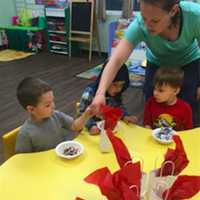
[144,97,192,131]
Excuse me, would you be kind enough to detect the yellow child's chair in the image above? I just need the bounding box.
[2,127,20,160]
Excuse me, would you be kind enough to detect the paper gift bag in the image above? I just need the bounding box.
[124,160,147,200]
[147,161,176,200]
[147,171,176,200]
[140,172,148,200]
[84,130,145,200]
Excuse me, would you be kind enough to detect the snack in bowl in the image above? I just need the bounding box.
[55,141,84,159]
[152,127,176,144]
[63,146,79,156]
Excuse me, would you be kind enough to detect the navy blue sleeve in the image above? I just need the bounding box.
[79,87,94,113]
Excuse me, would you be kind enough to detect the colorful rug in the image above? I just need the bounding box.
[0,49,34,62]
[76,61,146,87]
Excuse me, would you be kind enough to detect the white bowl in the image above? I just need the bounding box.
[55,141,84,159]
[152,128,176,144]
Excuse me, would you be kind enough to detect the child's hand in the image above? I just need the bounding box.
[89,125,100,135]
[145,125,152,129]
[84,106,96,118]
[123,115,138,124]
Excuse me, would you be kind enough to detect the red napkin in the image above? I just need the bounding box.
[84,165,141,200]
[119,181,139,200]
[100,105,123,130]
[112,161,142,195]
[162,175,200,200]
[157,135,189,176]
[84,167,123,200]
[108,129,142,197]
[84,130,142,200]
[106,129,131,168]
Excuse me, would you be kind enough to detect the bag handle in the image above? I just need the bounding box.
[154,156,175,176]
[129,185,139,197]
[160,160,175,176]
[153,180,169,200]
[159,161,175,200]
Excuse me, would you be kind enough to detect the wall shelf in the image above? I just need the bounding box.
[49,40,67,45]
[48,30,66,34]
[50,50,68,55]
[45,7,69,55]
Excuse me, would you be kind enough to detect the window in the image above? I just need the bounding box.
[106,0,122,10]
[106,0,140,11]
[133,0,140,11]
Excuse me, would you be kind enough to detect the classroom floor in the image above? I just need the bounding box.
[0,51,145,164]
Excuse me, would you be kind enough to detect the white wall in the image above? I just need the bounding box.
[0,0,16,25]
[0,0,16,46]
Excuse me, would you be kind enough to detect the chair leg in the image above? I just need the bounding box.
[97,39,101,57]
[95,23,101,57]
[89,35,93,62]
[93,17,101,57]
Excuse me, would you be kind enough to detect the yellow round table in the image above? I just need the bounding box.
[0,123,199,200]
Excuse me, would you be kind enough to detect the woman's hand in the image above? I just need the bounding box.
[90,94,106,115]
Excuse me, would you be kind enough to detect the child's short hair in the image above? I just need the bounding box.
[153,67,184,88]
[17,77,52,109]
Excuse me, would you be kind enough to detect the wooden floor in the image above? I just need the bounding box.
[0,51,144,164]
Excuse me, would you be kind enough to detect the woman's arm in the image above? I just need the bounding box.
[92,39,134,110]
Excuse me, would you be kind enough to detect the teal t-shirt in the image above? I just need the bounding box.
[125,1,200,67]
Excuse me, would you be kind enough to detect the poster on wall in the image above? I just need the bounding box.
[35,0,45,4]
[35,0,67,7]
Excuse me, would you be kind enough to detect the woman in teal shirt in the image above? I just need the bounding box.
[91,0,200,125]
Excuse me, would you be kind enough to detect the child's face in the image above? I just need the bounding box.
[107,81,124,96]
[29,91,55,121]
[153,84,180,104]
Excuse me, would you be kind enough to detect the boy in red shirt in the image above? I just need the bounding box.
[144,67,192,131]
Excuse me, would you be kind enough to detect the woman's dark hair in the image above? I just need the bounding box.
[140,0,180,26]
[17,77,52,110]
[153,67,184,88]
